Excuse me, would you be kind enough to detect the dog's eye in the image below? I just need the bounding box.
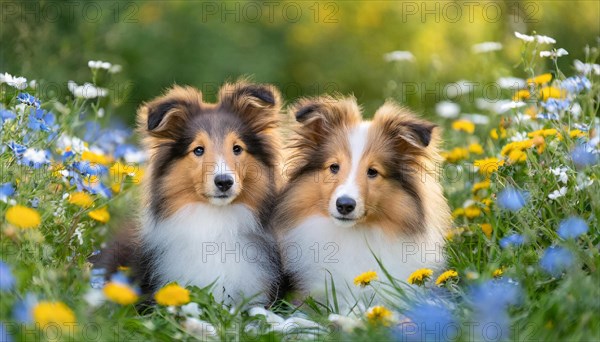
[193,146,204,156]
[233,145,243,155]
[367,168,378,178]
[329,163,340,174]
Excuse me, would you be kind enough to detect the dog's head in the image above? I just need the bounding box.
[285,96,439,234]
[138,81,282,218]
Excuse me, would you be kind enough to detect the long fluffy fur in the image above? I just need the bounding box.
[95,80,284,306]
[272,96,451,311]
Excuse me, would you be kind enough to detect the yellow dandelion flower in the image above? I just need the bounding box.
[82,150,111,165]
[111,183,122,194]
[492,268,504,278]
[131,168,145,184]
[468,143,484,155]
[435,270,458,286]
[154,283,190,306]
[490,127,507,140]
[531,136,546,154]
[88,207,110,223]
[512,89,531,101]
[407,268,433,286]
[33,301,76,328]
[474,158,503,177]
[528,128,559,138]
[452,120,475,134]
[68,192,94,208]
[539,86,566,101]
[501,140,534,156]
[445,227,465,241]
[442,147,469,163]
[354,271,378,287]
[366,305,393,325]
[464,206,482,219]
[507,149,527,164]
[481,198,493,208]
[5,205,41,229]
[103,282,139,305]
[569,130,585,138]
[525,106,538,119]
[480,223,493,238]
[472,179,491,193]
[452,208,465,219]
[526,73,552,85]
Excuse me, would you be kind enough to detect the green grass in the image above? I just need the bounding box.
[1,37,599,341]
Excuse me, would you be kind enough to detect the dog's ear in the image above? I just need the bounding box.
[373,101,437,149]
[218,82,282,133]
[290,96,362,144]
[137,86,202,139]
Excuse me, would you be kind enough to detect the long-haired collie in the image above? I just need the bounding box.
[273,96,450,310]
[125,81,283,305]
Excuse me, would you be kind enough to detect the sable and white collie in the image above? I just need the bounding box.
[132,81,283,305]
[273,96,450,310]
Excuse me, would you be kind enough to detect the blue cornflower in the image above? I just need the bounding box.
[536,112,560,120]
[541,98,570,114]
[61,150,76,161]
[72,161,107,176]
[21,148,51,169]
[571,144,598,168]
[111,271,131,285]
[16,93,40,108]
[540,246,574,277]
[7,141,27,158]
[558,216,589,239]
[27,108,56,132]
[0,261,15,291]
[0,109,16,125]
[0,182,14,202]
[468,278,522,341]
[497,187,529,211]
[396,301,457,342]
[560,76,591,94]
[90,267,107,289]
[500,234,526,249]
[12,293,36,323]
[0,322,13,342]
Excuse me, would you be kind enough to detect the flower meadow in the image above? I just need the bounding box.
[1,33,599,341]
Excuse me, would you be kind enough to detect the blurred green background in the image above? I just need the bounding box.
[1,0,598,123]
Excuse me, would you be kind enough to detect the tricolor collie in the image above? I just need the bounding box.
[274,96,450,310]
[135,81,283,305]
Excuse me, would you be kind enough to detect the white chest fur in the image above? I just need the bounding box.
[141,203,274,304]
[281,216,445,311]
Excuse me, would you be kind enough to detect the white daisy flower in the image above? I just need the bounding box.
[575,176,593,191]
[0,72,28,90]
[497,77,526,89]
[68,81,108,99]
[472,42,503,53]
[498,101,526,113]
[514,32,535,42]
[574,60,600,76]
[435,101,460,118]
[383,50,415,62]
[548,187,567,200]
[510,131,529,142]
[535,35,556,44]
[446,80,475,98]
[461,113,490,125]
[550,166,569,184]
[540,48,568,58]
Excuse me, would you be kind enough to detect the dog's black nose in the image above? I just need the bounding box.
[336,196,356,215]
[214,174,234,192]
